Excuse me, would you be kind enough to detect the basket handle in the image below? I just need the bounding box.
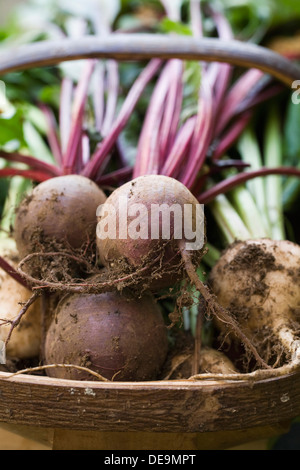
[0,34,299,87]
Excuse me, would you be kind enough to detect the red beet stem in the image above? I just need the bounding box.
[101,60,119,137]
[134,60,173,177]
[158,59,183,168]
[92,62,106,133]
[0,168,52,183]
[82,58,162,180]
[161,116,196,178]
[0,256,31,289]
[214,69,264,137]
[39,104,63,167]
[59,77,73,156]
[181,78,214,189]
[63,60,96,174]
[198,167,300,204]
[95,166,133,186]
[0,151,61,177]
[212,110,253,160]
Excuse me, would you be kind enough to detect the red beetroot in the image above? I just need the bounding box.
[96,174,205,290]
[44,289,169,381]
[14,175,106,258]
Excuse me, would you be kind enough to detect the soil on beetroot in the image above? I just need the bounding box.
[222,242,284,299]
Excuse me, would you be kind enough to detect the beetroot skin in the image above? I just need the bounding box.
[44,290,169,381]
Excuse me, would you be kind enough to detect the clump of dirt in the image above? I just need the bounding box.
[225,242,283,275]
[222,242,284,301]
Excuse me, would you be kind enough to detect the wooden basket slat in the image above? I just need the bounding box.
[0,371,299,433]
[0,35,299,86]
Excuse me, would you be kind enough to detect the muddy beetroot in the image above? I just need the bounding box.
[166,347,238,380]
[209,239,300,367]
[97,174,205,291]
[44,289,169,381]
[14,175,106,258]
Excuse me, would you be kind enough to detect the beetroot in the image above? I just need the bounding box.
[14,175,106,258]
[44,289,169,381]
[97,174,205,290]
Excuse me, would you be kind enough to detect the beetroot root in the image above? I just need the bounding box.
[44,289,169,381]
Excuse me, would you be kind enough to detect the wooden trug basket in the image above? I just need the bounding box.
[0,35,300,450]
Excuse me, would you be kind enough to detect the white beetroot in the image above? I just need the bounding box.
[209,238,300,373]
[0,247,41,359]
[165,347,238,380]
[179,240,270,369]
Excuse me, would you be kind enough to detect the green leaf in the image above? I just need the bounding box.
[0,110,25,148]
[0,177,10,219]
[22,120,54,163]
[268,0,300,21]
[0,176,32,232]
[209,0,300,42]
[282,99,300,210]
[3,68,60,104]
[21,104,48,135]
[283,100,300,163]
[159,17,192,35]
[38,84,61,109]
